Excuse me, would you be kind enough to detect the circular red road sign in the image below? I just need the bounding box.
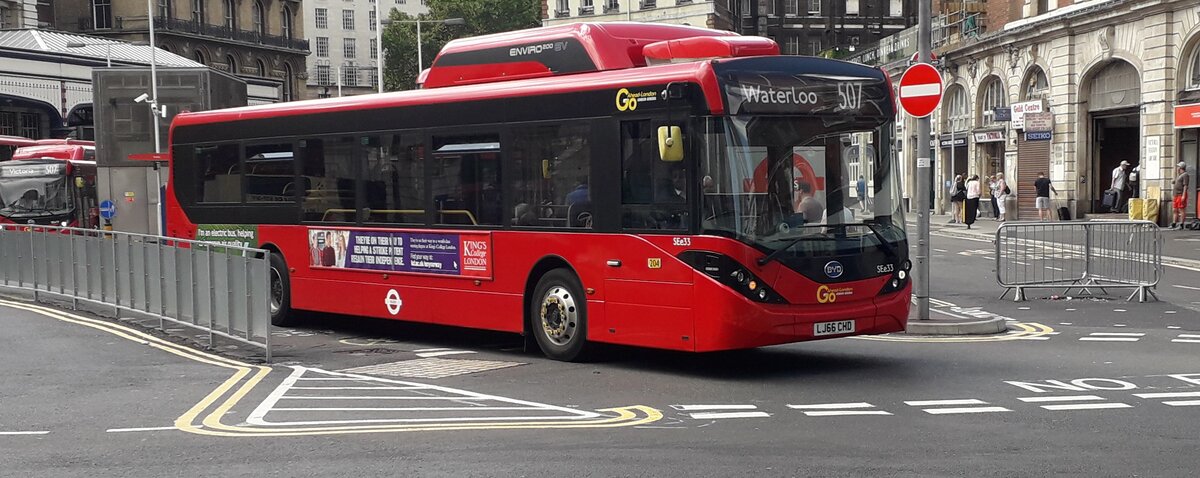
[898,63,944,118]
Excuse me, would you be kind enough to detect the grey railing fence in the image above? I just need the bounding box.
[0,225,271,361]
[994,220,1161,302]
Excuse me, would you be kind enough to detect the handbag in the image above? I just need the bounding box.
[1003,185,1011,195]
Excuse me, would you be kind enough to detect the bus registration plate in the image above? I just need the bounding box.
[814,320,855,336]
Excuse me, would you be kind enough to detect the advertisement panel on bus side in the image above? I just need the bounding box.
[306,228,492,279]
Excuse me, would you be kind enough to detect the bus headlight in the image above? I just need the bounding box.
[897,270,906,280]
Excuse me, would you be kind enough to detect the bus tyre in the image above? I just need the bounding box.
[268,252,298,327]
[531,269,591,362]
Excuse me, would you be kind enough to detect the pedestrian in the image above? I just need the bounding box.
[993,172,1010,221]
[856,175,870,210]
[1033,172,1058,221]
[1171,162,1190,230]
[949,174,966,224]
[985,174,1000,219]
[1111,160,1131,213]
[964,174,981,229]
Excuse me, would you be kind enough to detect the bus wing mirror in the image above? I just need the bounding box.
[657,126,684,162]
[541,159,550,179]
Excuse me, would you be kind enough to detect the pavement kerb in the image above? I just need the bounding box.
[904,317,1009,336]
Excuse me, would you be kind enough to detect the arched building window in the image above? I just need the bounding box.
[256,59,266,77]
[226,54,237,74]
[283,63,294,101]
[223,0,236,29]
[281,6,294,40]
[943,85,969,132]
[253,1,266,36]
[978,76,1007,127]
[194,49,206,65]
[1188,46,1200,90]
[1023,67,1049,101]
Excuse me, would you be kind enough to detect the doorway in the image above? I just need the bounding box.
[1091,112,1139,209]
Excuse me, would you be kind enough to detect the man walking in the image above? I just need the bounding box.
[1033,172,1058,221]
[1111,160,1131,213]
[1171,162,1190,229]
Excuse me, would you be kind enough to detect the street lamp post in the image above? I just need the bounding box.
[381,17,465,73]
[65,41,115,67]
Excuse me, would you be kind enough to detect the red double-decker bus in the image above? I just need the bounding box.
[166,23,911,360]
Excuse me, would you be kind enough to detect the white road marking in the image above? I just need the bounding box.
[1041,403,1132,411]
[1018,395,1105,403]
[1178,334,1200,339]
[1113,309,1127,313]
[1060,322,1074,325]
[904,399,987,406]
[934,248,948,253]
[413,348,452,352]
[1167,326,1182,329]
[787,402,875,410]
[247,366,601,427]
[672,404,759,411]
[1089,332,1145,336]
[1132,392,1200,399]
[1046,266,1064,271]
[688,412,771,420]
[279,396,498,400]
[922,407,1010,414]
[801,410,893,417]
[414,350,477,358]
[1174,339,1200,344]
[0,431,49,435]
[1164,311,1178,314]
[106,426,186,433]
[1172,284,1200,291]
[1112,324,1127,327]
[1079,337,1140,342]
[1163,400,1200,406]
[1014,336,1051,340]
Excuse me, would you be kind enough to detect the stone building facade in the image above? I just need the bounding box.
[911,0,1200,220]
[59,0,309,103]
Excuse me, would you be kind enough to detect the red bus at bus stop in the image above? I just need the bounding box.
[165,23,911,361]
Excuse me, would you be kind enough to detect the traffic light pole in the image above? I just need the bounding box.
[915,0,932,321]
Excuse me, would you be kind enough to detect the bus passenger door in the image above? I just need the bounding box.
[602,120,696,351]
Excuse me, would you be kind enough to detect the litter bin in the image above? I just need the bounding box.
[1128,198,1145,220]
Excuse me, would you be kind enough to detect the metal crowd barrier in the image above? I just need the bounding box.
[0,224,271,361]
[995,220,1161,302]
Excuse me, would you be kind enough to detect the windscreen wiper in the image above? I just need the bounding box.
[755,224,835,266]
[862,220,899,261]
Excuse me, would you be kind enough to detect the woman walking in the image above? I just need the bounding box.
[949,174,966,224]
[964,174,981,229]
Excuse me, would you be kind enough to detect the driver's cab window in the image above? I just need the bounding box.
[621,120,688,230]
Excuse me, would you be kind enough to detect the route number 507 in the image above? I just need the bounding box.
[838,82,863,111]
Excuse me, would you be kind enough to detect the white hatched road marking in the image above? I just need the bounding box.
[1041,403,1132,411]
[906,399,1010,414]
[688,411,771,419]
[1174,334,1200,344]
[246,366,601,427]
[1163,400,1200,406]
[1088,332,1145,336]
[0,431,49,435]
[1018,395,1105,403]
[787,402,875,410]
[923,407,1011,415]
[673,404,769,419]
[414,350,477,358]
[672,404,759,411]
[801,410,893,417]
[787,402,891,417]
[1132,392,1200,399]
[904,399,987,406]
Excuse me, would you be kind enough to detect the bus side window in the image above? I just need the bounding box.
[299,137,357,223]
[362,134,425,225]
[431,135,501,227]
[510,123,592,229]
[621,120,688,230]
[195,143,241,203]
[244,143,295,204]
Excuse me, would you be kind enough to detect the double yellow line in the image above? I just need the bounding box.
[1,299,662,437]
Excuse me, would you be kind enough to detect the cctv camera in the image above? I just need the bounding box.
[134,93,150,103]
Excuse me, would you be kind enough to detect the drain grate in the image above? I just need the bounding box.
[339,357,525,379]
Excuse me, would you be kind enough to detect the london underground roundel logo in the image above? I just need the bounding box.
[385,289,403,316]
[824,261,844,279]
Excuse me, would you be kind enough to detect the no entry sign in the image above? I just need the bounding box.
[898,63,943,118]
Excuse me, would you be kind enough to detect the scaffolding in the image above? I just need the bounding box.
[934,0,987,50]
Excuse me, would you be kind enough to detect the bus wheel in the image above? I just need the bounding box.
[531,268,591,362]
[268,252,298,327]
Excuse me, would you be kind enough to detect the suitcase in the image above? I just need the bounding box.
[1057,206,1070,221]
[1102,189,1119,211]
